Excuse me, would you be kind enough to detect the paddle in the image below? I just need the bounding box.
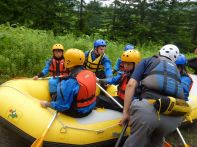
[176,128,190,147]
[38,76,63,80]
[96,83,123,109]
[114,122,128,147]
[31,111,58,147]
[96,82,172,147]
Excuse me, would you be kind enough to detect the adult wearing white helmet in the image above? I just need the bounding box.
[121,44,185,147]
[159,44,180,62]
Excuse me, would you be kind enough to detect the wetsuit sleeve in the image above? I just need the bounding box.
[41,59,51,76]
[84,51,89,58]
[113,58,121,71]
[102,55,113,78]
[181,76,192,101]
[50,78,80,111]
[106,71,123,85]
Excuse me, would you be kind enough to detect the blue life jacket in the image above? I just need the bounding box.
[142,56,184,99]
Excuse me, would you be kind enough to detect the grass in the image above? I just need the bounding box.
[0,24,196,84]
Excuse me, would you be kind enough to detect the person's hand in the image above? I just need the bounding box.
[40,101,50,108]
[119,111,130,126]
[33,75,39,80]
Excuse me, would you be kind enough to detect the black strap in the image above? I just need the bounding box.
[163,61,167,94]
[84,50,90,67]
[96,53,104,72]
[77,95,95,103]
[174,66,178,97]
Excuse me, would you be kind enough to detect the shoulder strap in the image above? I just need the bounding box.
[95,53,105,72]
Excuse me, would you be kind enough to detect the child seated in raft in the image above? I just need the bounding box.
[40,49,96,118]
[84,39,113,79]
[33,44,69,101]
[176,54,193,101]
[96,50,141,112]
[113,44,134,74]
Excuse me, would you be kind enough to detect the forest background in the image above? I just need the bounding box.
[0,0,197,146]
[0,0,196,83]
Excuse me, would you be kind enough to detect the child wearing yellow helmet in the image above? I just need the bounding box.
[33,44,69,100]
[40,49,96,118]
[97,50,141,112]
[113,44,135,74]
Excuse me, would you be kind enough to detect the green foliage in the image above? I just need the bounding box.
[0,0,196,51]
[0,25,196,84]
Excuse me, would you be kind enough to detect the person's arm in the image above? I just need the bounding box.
[33,59,51,80]
[41,59,51,76]
[113,58,121,72]
[181,76,193,101]
[121,78,138,125]
[106,71,123,84]
[102,56,113,78]
[98,71,122,85]
[40,79,79,111]
[120,58,147,125]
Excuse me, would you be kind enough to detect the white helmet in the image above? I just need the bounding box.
[159,44,180,62]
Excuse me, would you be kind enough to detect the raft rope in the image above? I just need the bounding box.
[47,109,120,134]
[0,85,29,96]
[0,85,39,103]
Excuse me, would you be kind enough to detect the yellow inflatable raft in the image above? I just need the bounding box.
[0,78,129,146]
[187,74,197,122]
[0,75,196,146]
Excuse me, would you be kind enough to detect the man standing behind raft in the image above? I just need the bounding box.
[40,49,96,118]
[121,44,188,147]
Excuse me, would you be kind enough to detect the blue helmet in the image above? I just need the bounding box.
[124,44,134,51]
[94,39,106,49]
[175,54,187,65]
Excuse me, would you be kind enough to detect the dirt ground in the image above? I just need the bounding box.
[0,124,29,147]
[166,122,197,147]
[0,121,197,147]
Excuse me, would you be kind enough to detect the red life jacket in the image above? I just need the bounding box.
[75,70,96,108]
[49,58,68,77]
[117,73,130,100]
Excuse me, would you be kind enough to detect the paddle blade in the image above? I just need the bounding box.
[164,141,172,147]
[31,137,43,147]
[184,144,190,147]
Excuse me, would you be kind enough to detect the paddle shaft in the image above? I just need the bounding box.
[114,122,128,147]
[42,111,57,137]
[176,128,190,147]
[38,76,62,80]
[96,83,123,109]
[31,111,58,147]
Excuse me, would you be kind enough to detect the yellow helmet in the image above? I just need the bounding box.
[121,49,141,64]
[106,85,118,97]
[52,44,64,51]
[64,48,85,68]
